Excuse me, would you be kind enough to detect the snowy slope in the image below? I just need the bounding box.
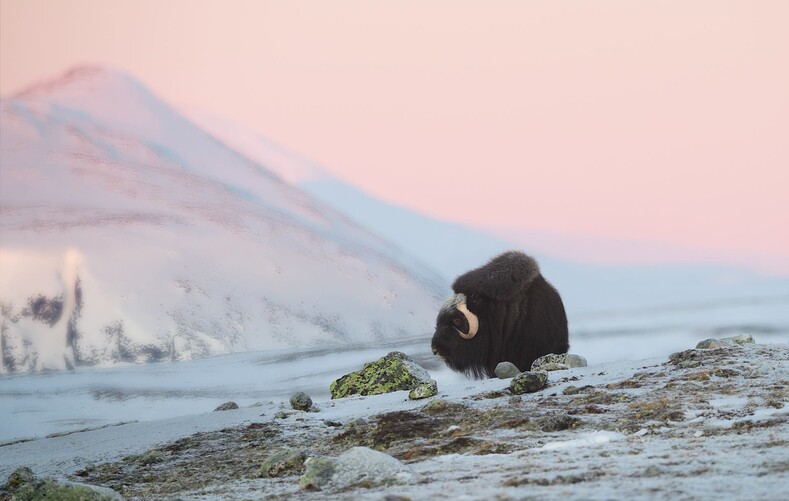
[0,66,447,374]
[188,110,789,337]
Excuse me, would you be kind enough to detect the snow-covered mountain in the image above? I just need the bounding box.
[0,66,448,374]
[188,110,789,337]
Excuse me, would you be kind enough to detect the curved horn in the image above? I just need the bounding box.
[455,302,479,339]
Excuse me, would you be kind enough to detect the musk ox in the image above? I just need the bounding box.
[431,251,569,378]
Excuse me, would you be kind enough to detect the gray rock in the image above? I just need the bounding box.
[696,338,725,350]
[531,353,587,371]
[721,334,755,345]
[213,401,238,412]
[299,447,410,491]
[275,409,297,419]
[494,361,520,379]
[696,334,755,350]
[564,354,588,368]
[290,392,313,411]
[510,371,548,394]
[408,379,438,400]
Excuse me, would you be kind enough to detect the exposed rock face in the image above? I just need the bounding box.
[408,379,438,400]
[299,447,409,491]
[290,392,313,411]
[494,361,520,379]
[510,370,548,394]
[531,353,587,371]
[330,352,432,399]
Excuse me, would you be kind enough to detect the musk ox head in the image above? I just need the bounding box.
[431,251,569,378]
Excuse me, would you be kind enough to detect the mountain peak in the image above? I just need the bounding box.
[15,65,144,99]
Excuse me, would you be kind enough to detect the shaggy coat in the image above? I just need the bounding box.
[431,251,569,378]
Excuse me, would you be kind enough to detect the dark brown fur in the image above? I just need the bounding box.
[431,251,569,378]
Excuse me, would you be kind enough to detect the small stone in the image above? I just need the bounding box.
[563,354,588,368]
[696,339,725,350]
[563,385,580,395]
[409,379,438,400]
[510,371,548,394]
[494,361,521,379]
[290,392,313,411]
[260,449,307,478]
[531,353,587,371]
[213,401,238,412]
[541,414,580,432]
[275,409,297,419]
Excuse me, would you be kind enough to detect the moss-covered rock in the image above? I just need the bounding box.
[510,371,548,394]
[4,469,123,501]
[408,379,438,400]
[299,457,336,490]
[260,448,307,478]
[330,352,432,399]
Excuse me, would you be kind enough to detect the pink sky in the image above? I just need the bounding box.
[2,1,788,272]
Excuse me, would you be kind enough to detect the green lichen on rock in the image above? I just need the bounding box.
[260,448,307,478]
[330,352,432,399]
[531,353,587,371]
[510,370,548,394]
[4,468,122,501]
[408,379,438,400]
[299,457,337,490]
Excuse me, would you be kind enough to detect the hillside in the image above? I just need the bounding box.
[0,66,447,373]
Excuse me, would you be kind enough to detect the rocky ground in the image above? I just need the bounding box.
[2,342,787,500]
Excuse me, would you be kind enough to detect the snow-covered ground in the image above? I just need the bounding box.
[1,342,786,500]
[1,315,786,445]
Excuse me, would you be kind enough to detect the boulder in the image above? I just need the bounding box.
[330,352,432,399]
[299,447,409,491]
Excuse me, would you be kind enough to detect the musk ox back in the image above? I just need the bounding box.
[431,251,569,378]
